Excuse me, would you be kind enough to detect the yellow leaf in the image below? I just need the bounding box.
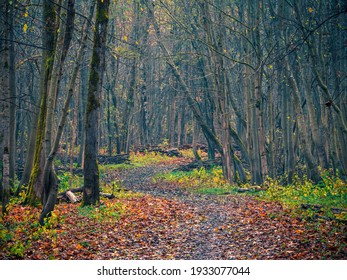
[24,11,29,17]
[308,7,314,13]
[23,23,28,33]
[123,35,128,42]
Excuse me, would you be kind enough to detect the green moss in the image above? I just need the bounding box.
[24,91,48,206]
[45,56,54,72]
[86,53,101,114]
[86,90,100,114]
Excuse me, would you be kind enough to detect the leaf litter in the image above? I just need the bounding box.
[1,161,346,259]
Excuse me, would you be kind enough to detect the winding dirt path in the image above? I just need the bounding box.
[110,164,346,259]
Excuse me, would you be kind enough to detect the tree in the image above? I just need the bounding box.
[0,0,11,214]
[83,0,110,206]
[22,0,77,224]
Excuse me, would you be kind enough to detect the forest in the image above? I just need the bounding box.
[0,0,346,260]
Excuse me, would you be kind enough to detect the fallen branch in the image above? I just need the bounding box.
[57,189,82,203]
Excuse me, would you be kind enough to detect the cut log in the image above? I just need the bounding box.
[66,190,78,203]
[57,189,82,203]
[100,193,115,199]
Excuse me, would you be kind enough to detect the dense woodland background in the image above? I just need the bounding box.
[0,0,347,223]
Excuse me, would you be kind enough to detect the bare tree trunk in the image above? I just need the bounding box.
[70,78,79,169]
[1,0,11,213]
[78,61,88,165]
[45,0,72,157]
[8,1,17,189]
[39,1,92,223]
[24,0,56,205]
[282,85,295,182]
[293,0,347,174]
[192,122,201,161]
[285,60,321,183]
[83,0,110,206]
[301,62,328,169]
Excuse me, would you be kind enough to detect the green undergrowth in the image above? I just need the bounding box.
[58,172,83,192]
[260,171,347,221]
[154,166,239,195]
[178,149,206,159]
[129,151,174,166]
[0,207,63,259]
[93,151,176,172]
[156,167,347,222]
[58,170,140,199]
[0,198,128,259]
[78,202,125,223]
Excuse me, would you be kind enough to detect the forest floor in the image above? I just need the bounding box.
[1,155,346,260]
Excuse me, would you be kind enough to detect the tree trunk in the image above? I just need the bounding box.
[8,1,17,190]
[24,0,56,205]
[1,0,11,212]
[39,1,92,223]
[285,60,321,183]
[83,0,110,206]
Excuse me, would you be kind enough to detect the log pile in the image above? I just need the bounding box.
[133,146,182,157]
[164,148,182,157]
[178,143,208,152]
[173,158,222,172]
[97,154,130,164]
